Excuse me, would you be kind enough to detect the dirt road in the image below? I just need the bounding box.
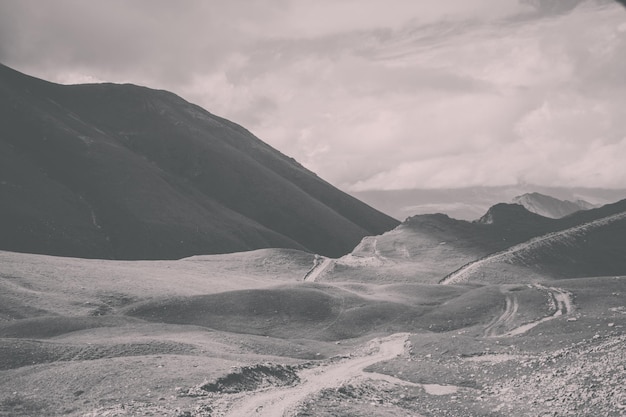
[482,285,574,337]
[505,285,573,336]
[483,292,519,337]
[222,333,411,417]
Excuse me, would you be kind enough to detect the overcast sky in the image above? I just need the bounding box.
[1,0,625,191]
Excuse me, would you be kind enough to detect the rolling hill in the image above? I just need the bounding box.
[0,63,398,259]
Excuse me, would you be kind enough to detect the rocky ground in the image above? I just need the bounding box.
[293,332,625,417]
[1,326,624,417]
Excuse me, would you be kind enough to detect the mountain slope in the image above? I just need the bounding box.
[317,199,626,284]
[0,64,399,259]
[441,199,626,284]
[512,192,594,219]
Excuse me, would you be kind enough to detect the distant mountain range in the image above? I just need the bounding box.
[0,64,398,259]
[352,186,626,221]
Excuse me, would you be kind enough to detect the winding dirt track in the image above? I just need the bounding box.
[483,293,519,337]
[483,285,574,337]
[504,285,574,336]
[222,333,411,417]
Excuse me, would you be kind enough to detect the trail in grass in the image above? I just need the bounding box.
[222,333,413,417]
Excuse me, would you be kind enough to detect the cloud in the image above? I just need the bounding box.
[0,0,625,191]
[256,1,626,191]
[274,0,526,36]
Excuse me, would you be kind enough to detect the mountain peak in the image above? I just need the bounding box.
[512,192,594,219]
[476,203,541,225]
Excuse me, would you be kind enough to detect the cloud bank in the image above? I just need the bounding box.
[1,0,625,190]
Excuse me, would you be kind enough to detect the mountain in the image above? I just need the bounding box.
[512,192,595,218]
[0,64,399,259]
[306,204,556,284]
[317,198,626,284]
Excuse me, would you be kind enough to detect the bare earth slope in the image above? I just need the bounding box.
[0,63,398,259]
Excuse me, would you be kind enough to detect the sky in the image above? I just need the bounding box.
[1,0,625,192]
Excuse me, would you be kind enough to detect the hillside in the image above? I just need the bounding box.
[441,199,626,284]
[311,199,626,285]
[0,64,398,259]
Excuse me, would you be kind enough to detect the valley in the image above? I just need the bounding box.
[1,199,625,416]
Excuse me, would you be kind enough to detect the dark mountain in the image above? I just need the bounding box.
[512,192,594,219]
[0,64,398,259]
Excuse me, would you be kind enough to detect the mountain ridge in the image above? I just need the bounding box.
[352,186,626,221]
[512,192,595,219]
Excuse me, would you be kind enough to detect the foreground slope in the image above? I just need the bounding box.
[0,63,398,259]
[1,201,625,416]
[0,247,624,416]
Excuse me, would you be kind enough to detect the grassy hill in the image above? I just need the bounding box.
[0,63,398,259]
